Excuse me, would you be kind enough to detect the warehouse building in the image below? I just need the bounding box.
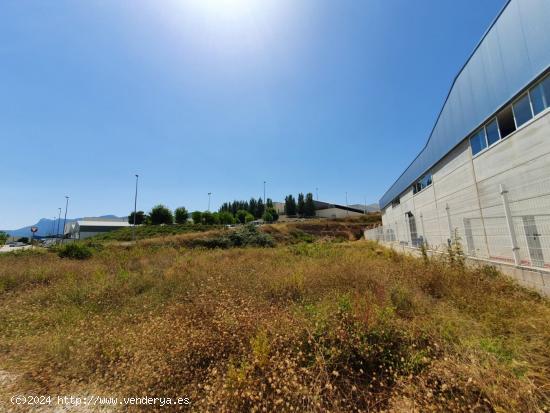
[367,0,550,272]
[65,218,131,240]
[275,200,366,219]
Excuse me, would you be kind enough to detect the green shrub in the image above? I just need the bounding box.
[174,207,189,224]
[57,243,93,260]
[228,225,274,247]
[218,211,236,225]
[191,211,203,224]
[189,225,274,249]
[149,205,174,225]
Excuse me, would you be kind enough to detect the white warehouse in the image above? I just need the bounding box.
[367,0,550,283]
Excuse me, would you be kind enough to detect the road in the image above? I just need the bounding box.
[0,245,32,254]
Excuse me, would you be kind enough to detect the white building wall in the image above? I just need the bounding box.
[378,109,550,268]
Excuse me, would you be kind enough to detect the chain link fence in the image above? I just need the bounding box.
[366,176,550,270]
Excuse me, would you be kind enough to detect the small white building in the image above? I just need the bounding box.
[64,218,131,240]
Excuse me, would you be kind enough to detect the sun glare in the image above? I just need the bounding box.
[185,0,264,22]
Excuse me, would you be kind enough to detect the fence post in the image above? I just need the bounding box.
[394,221,399,243]
[445,204,453,242]
[499,184,520,266]
[419,213,426,245]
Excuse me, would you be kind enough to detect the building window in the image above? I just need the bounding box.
[391,197,400,207]
[542,74,550,110]
[530,74,550,116]
[530,83,546,115]
[470,128,487,155]
[497,105,516,138]
[513,93,533,127]
[485,118,500,146]
[412,172,432,194]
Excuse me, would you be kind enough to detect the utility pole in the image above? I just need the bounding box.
[62,196,69,242]
[364,196,367,215]
[208,192,212,212]
[56,207,62,241]
[345,192,349,217]
[133,174,139,242]
[316,187,319,201]
[263,181,266,202]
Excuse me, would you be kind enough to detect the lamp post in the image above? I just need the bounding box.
[56,207,62,241]
[208,192,212,212]
[62,196,69,242]
[133,174,139,242]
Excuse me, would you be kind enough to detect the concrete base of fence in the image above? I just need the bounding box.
[376,241,550,297]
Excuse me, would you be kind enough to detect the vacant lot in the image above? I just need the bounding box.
[0,231,549,411]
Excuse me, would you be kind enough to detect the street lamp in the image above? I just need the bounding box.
[62,196,69,242]
[208,192,212,212]
[133,174,139,242]
[56,207,62,241]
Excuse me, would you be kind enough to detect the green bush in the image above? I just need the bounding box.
[149,205,174,225]
[58,243,93,260]
[262,211,274,223]
[218,211,236,225]
[191,211,203,224]
[174,207,189,224]
[189,225,274,249]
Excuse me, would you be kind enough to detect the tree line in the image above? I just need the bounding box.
[284,193,316,217]
[128,198,280,227]
[218,197,279,223]
[129,192,317,227]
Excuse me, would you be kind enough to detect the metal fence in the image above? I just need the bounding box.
[365,177,550,270]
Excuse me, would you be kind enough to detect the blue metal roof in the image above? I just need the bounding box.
[379,0,550,209]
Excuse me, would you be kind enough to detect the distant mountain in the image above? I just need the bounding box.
[2,215,123,238]
[349,203,380,213]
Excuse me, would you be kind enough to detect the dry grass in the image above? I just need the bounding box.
[0,240,549,412]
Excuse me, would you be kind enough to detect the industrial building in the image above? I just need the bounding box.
[367,0,550,278]
[275,200,366,219]
[312,201,365,219]
[64,218,131,240]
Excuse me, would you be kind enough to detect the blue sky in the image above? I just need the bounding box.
[1,0,506,229]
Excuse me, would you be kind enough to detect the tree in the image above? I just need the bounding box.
[297,193,305,217]
[284,195,297,216]
[191,211,203,224]
[236,209,248,224]
[266,207,279,222]
[256,198,265,219]
[17,237,29,244]
[245,212,255,223]
[128,211,145,225]
[202,211,220,225]
[0,231,8,245]
[175,207,189,224]
[266,198,273,209]
[149,204,174,225]
[248,198,258,217]
[262,210,274,223]
[304,193,316,217]
[218,211,235,225]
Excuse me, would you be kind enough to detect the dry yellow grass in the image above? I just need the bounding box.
[0,240,549,412]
